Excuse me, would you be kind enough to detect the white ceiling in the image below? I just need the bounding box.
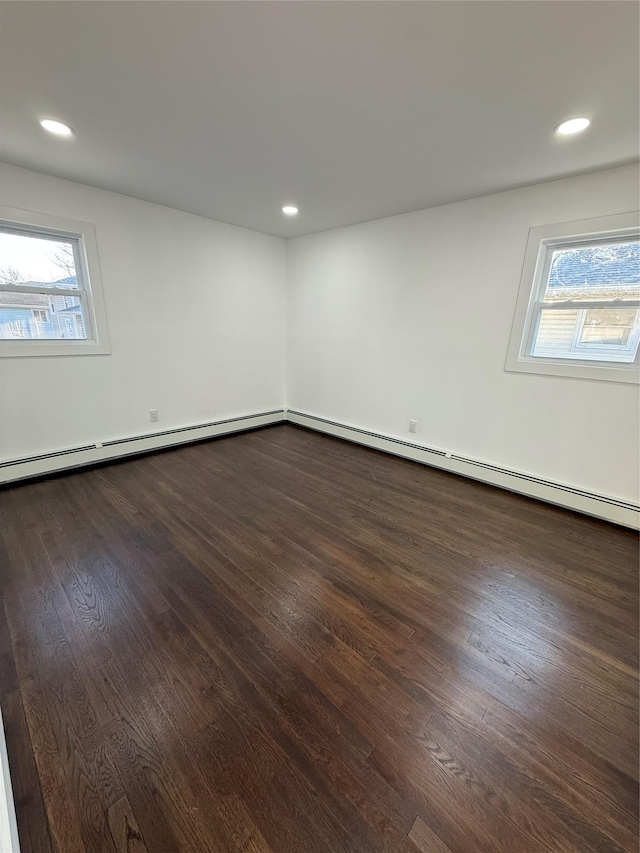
[0,1,638,238]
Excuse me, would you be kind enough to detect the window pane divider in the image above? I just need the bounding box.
[536,299,640,310]
[0,284,82,298]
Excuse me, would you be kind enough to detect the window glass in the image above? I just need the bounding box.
[530,237,640,365]
[0,229,87,341]
[0,231,79,288]
[545,241,640,302]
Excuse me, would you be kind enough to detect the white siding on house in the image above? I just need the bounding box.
[533,309,579,355]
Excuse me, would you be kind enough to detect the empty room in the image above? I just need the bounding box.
[0,2,638,852]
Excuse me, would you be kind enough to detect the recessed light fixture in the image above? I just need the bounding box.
[282,205,299,216]
[39,118,74,137]
[555,117,590,136]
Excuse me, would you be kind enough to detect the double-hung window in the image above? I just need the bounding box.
[506,212,639,383]
[0,208,110,357]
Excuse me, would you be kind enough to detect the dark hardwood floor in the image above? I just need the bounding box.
[0,424,638,853]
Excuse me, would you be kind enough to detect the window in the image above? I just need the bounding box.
[0,208,110,357]
[506,212,640,383]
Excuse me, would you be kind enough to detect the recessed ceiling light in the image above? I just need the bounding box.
[282,205,299,216]
[39,118,74,137]
[555,117,590,136]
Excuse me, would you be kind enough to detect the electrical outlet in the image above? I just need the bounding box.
[408,419,418,433]
[149,409,159,423]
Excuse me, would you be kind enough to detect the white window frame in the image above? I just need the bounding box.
[0,207,110,357]
[506,211,640,384]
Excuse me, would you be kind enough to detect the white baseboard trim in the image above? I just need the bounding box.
[285,409,640,530]
[0,409,286,485]
[0,709,20,853]
[1,404,637,528]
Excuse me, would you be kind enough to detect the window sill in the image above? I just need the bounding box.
[505,354,639,384]
[0,339,111,357]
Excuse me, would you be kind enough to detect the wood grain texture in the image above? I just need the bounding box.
[0,424,637,852]
[409,816,453,853]
[107,796,148,853]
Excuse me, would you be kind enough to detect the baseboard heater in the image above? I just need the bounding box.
[1,406,637,528]
[285,409,640,530]
[0,409,285,486]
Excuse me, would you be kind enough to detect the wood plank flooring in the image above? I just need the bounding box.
[0,423,637,852]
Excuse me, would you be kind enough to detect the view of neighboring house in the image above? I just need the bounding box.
[531,242,640,360]
[0,276,85,340]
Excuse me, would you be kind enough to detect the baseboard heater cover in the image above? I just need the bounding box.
[0,409,285,485]
[1,406,637,528]
[285,409,639,530]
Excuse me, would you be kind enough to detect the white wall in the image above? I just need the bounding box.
[287,163,640,504]
[2,161,638,506]
[0,163,287,461]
